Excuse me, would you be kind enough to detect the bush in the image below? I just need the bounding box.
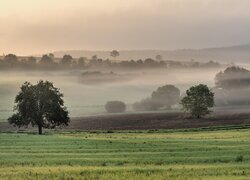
[105,101,126,113]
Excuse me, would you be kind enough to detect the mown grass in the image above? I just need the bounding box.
[1,129,250,179]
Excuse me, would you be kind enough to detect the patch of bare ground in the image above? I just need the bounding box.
[67,112,250,130]
[2,111,250,132]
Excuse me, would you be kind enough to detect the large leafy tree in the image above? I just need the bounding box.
[181,84,214,118]
[8,81,69,134]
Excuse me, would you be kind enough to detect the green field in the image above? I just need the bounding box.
[1,129,250,179]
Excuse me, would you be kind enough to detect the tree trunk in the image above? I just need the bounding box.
[38,125,43,135]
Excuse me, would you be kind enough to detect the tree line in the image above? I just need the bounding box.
[0,52,221,70]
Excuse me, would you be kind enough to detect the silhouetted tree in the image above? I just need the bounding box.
[110,50,119,60]
[61,54,73,67]
[181,84,214,118]
[8,81,69,134]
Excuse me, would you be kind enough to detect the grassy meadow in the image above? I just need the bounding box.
[1,129,250,179]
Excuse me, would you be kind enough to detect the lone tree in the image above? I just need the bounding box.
[181,84,214,118]
[110,50,119,60]
[8,80,69,134]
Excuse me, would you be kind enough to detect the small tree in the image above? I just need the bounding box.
[110,50,119,60]
[155,55,162,61]
[105,101,126,113]
[181,84,214,118]
[8,81,69,134]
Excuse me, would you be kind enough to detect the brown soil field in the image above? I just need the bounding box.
[67,112,250,130]
[2,111,250,132]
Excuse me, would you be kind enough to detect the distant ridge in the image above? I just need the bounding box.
[53,44,250,63]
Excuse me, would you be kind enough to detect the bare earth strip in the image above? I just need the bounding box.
[1,111,250,131]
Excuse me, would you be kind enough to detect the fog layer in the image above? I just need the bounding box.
[0,68,221,120]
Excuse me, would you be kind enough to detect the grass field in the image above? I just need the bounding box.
[1,129,250,179]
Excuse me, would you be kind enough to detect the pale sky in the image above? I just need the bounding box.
[1,0,250,55]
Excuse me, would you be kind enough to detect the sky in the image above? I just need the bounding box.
[1,0,250,55]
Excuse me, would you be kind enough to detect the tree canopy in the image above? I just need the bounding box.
[181,84,214,118]
[8,80,69,134]
[110,50,119,60]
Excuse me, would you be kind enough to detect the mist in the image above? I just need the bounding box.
[0,67,223,121]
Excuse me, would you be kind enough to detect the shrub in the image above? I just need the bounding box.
[105,101,126,113]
